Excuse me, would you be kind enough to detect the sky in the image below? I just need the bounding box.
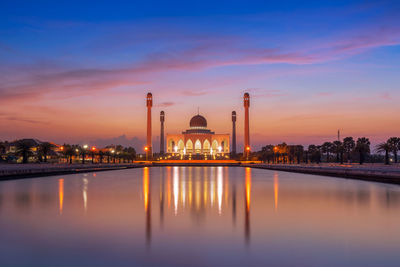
[1,0,400,152]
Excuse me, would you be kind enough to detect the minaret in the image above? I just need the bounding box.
[160,111,165,155]
[243,93,250,157]
[231,111,237,155]
[146,92,153,159]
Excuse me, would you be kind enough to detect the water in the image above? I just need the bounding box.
[1,167,400,266]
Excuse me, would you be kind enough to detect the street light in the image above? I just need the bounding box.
[82,145,88,164]
[91,146,96,164]
[144,146,149,161]
[111,149,115,163]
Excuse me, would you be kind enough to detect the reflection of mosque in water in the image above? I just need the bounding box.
[143,167,253,245]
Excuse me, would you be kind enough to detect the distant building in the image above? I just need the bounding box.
[166,114,230,158]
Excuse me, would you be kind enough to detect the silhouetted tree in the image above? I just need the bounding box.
[332,141,343,163]
[295,145,304,164]
[321,142,333,162]
[343,137,355,163]
[64,144,76,164]
[15,140,33,164]
[308,145,321,163]
[38,142,55,162]
[387,137,400,163]
[98,150,104,163]
[376,142,391,165]
[355,137,370,165]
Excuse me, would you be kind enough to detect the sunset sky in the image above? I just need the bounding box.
[1,0,399,151]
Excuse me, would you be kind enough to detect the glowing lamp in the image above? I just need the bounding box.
[246,146,250,151]
[83,144,88,149]
[111,150,115,154]
[144,146,148,151]
[91,146,96,151]
[60,146,64,151]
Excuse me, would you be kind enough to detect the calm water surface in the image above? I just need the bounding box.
[1,167,400,266]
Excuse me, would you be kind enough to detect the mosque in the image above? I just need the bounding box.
[145,92,250,160]
[166,114,230,157]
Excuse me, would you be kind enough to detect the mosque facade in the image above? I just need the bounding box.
[166,114,230,157]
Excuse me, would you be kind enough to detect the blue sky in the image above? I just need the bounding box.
[0,0,399,151]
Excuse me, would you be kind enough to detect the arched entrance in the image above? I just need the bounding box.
[195,139,202,154]
[203,139,210,154]
[177,139,184,153]
[186,139,193,153]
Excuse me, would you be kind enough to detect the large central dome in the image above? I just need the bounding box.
[190,115,207,128]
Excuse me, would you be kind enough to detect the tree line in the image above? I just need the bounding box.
[257,137,400,165]
[0,139,136,164]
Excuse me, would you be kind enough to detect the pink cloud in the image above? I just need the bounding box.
[1,23,399,105]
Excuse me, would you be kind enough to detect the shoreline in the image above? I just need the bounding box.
[1,162,400,185]
[0,163,151,180]
[243,164,400,185]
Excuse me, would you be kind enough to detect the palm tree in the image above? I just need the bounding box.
[64,145,75,164]
[38,142,55,162]
[332,141,343,163]
[295,145,304,164]
[321,142,333,163]
[127,147,137,163]
[343,137,355,163]
[0,141,5,161]
[105,150,111,163]
[308,145,316,163]
[15,140,33,163]
[98,150,104,163]
[261,145,274,163]
[376,142,391,165]
[355,137,370,165]
[387,137,400,163]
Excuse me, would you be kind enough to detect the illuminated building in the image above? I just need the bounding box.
[166,114,230,158]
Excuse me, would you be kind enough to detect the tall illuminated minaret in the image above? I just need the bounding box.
[243,93,250,157]
[146,92,153,159]
[231,111,237,155]
[160,111,165,155]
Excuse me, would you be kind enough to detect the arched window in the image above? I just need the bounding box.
[186,139,193,153]
[212,140,218,154]
[195,139,202,154]
[178,139,184,153]
[203,139,210,154]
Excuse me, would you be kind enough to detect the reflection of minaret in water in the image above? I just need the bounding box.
[83,178,88,213]
[59,179,64,215]
[143,167,151,246]
[274,172,279,212]
[232,182,236,226]
[244,167,251,244]
[160,169,164,228]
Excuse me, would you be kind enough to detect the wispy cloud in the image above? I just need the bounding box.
[156,101,175,107]
[1,16,399,106]
[181,90,209,96]
[0,112,48,124]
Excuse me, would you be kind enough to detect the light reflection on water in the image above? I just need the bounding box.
[1,166,400,266]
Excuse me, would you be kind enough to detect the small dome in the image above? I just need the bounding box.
[190,115,207,128]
